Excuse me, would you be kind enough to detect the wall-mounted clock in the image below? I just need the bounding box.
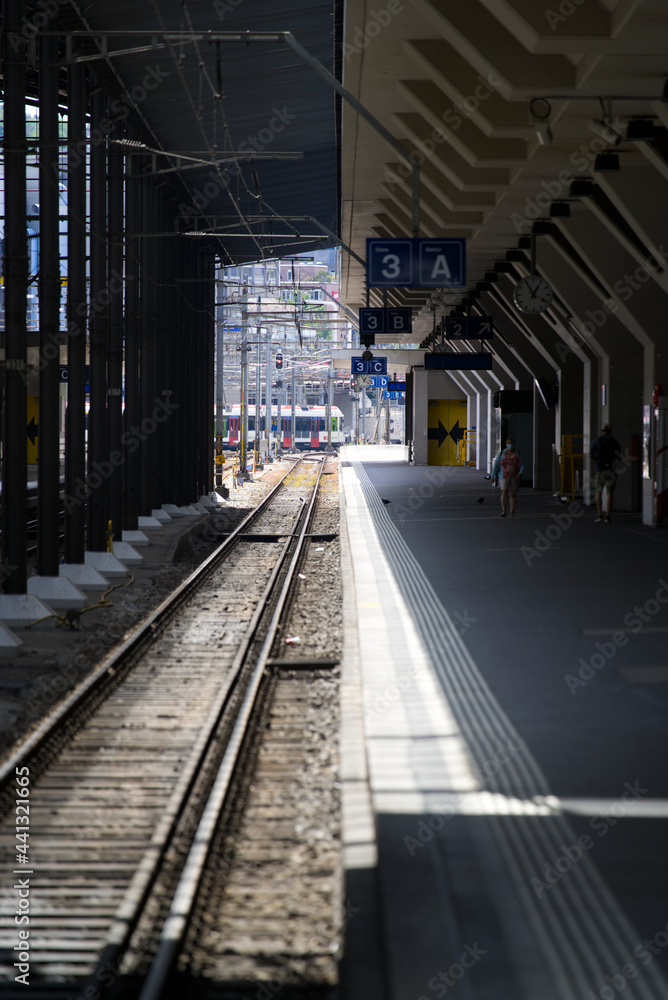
[513,275,553,314]
[356,374,373,389]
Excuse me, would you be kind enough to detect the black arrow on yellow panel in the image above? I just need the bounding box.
[27,416,39,445]
[427,420,448,447]
[449,420,465,445]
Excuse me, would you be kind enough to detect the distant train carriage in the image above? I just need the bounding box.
[222,404,344,451]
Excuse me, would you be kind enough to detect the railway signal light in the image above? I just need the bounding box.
[275,353,283,369]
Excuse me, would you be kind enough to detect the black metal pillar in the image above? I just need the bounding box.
[87,86,108,552]
[37,24,61,578]
[204,251,215,495]
[65,62,87,564]
[155,192,170,503]
[160,222,178,505]
[107,128,124,537]
[174,239,187,505]
[140,175,157,513]
[195,249,205,497]
[2,0,28,593]
[186,245,197,501]
[123,150,141,530]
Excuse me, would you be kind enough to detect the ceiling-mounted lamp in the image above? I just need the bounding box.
[530,97,553,146]
[569,177,596,197]
[505,249,528,262]
[532,219,553,234]
[549,201,571,218]
[494,261,516,273]
[518,236,531,249]
[484,271,499,282]
[476,281,493,292]
[626,118,656,141]
[594,152,620,172]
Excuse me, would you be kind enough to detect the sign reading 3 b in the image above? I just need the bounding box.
[359,307,412,335]
[366,238,466,288]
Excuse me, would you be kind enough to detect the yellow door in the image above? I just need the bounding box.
[427,399,467,465]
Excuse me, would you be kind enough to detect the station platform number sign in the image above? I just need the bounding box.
[367,238,466,288]
[351,356,387,375]
[359,307,412,335]
[445,316,494,339]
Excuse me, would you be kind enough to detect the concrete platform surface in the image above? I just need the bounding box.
[340,445,668,1000]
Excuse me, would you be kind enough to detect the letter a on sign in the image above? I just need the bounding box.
[418,239,465,288]
[430,255,452,280]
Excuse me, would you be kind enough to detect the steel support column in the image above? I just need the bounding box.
[65,62,87,565]
[140,175,157,514]
[174,239,187,505]
[154,194,169,504]
[204,250,215,494]
[88,87,108,552]
[123,149,141,530]
[107,128,124,537]
[2,0,28,593]
[37,25,61,578]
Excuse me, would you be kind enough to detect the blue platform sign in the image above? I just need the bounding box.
[369,375,388,387]
[367,238,466,288]
[446,316,494,340]
[383,390,406,400]
[359,307,412,335]
[367,239,413,287]
[351,357,388,376]
[359,308,385,335]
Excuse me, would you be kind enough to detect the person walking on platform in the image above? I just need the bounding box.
[492,438,523,517]
[590,423,621,522]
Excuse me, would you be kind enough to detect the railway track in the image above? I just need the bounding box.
[0,456,330,999]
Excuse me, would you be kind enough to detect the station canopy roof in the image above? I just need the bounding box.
[34,0,341,266]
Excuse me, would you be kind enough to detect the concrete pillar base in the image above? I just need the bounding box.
[111,542,143,566]
[162,503,183,518]
[191,503,208,514]
[0,594,55,628]
[27,575,87,609]
[59,563,109,592]
[139,515,164,529]
[0,622,23,656]
[198,495,218,510]
[84,552,128,578]
[151,509,172,523]
[122,529,150,546]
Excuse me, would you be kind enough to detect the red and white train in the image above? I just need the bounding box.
[222,404,345,451]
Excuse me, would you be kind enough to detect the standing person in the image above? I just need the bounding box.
[590,423,621,522]
[492,438,524,517]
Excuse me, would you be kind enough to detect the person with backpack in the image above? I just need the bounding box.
[590,424,621,522]
[491,438,524,517]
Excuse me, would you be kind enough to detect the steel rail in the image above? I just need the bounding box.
[0,459,300,787]
[136,457,326,1000]
[79,461,323,989]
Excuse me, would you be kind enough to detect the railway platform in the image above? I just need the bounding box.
[339,445,668,1000]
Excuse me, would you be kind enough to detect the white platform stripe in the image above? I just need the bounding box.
[352,461,668,1000]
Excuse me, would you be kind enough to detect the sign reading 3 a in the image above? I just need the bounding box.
[366,238,466,288]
